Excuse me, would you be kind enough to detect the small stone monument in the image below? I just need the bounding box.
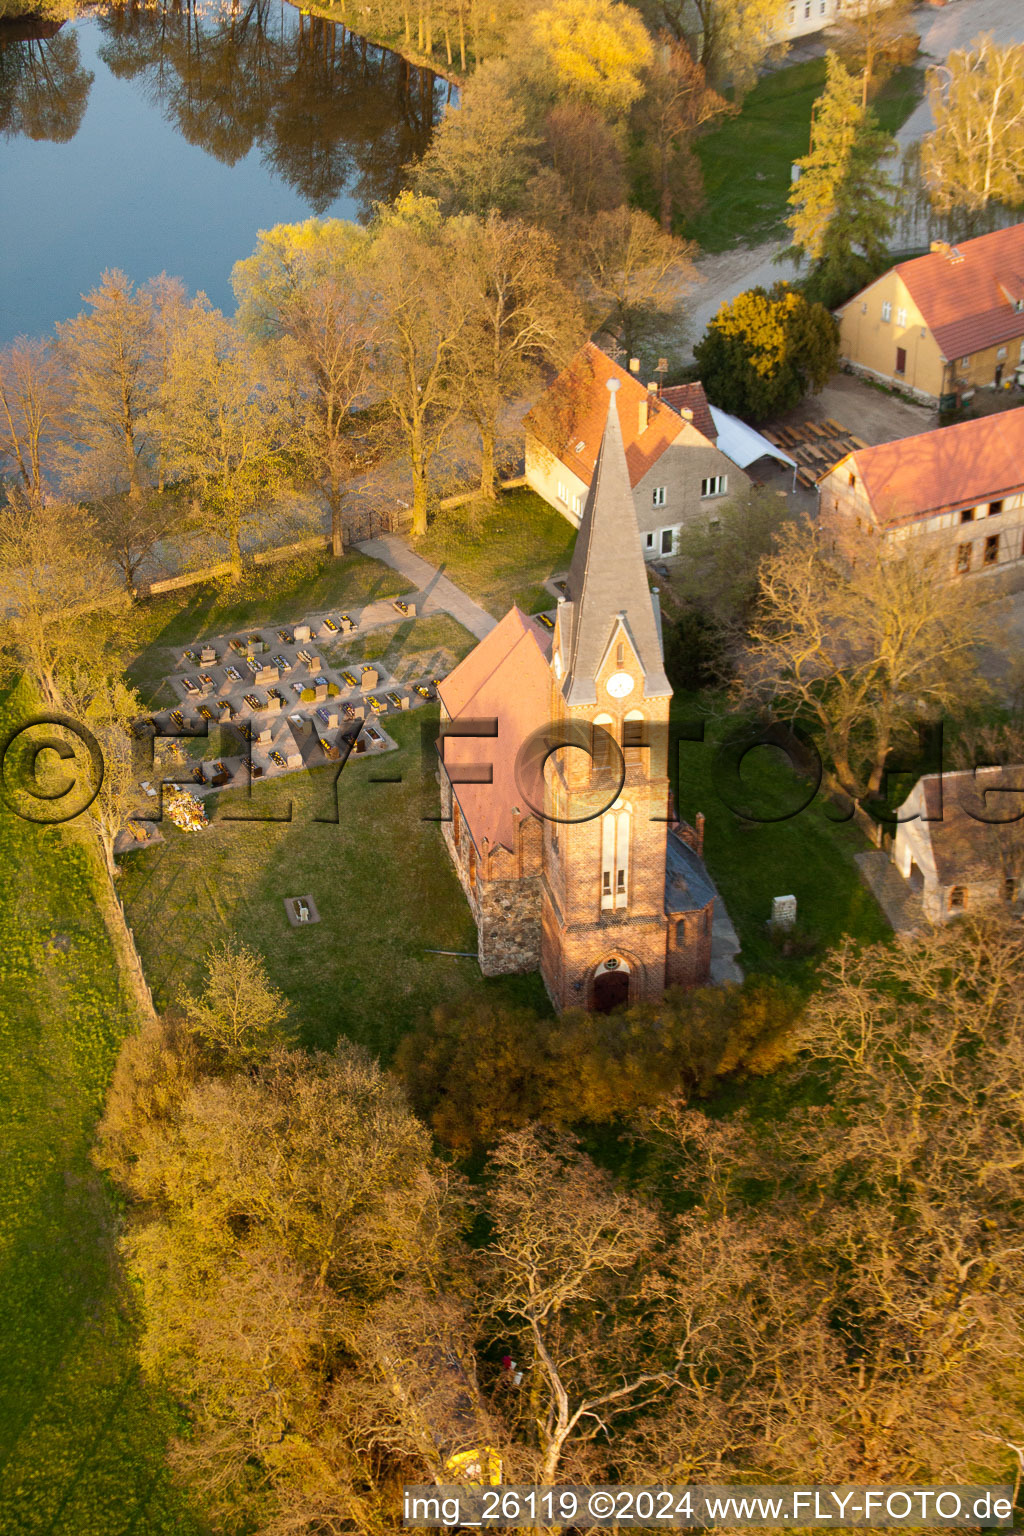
[294,623,311,643]
[361,668,379,690]
[770,894,797,930]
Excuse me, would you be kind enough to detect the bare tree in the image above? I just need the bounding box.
[55,268,157,501]
[832,0,916,108]
[155,297,291,578]
[0,493,125,707]
[633,36,732,231]
[368,195,471,537]
[921,35,1024,219]
[481,1127,675,1484]
[233,221,380,556]
[576,205,698,367]
[738,519,989,801]
[0,335,67,500]
[452,212,583,498]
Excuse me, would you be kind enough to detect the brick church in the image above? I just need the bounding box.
[437,379,715,1012]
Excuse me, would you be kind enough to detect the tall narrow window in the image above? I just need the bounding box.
[453,800,461,849]
[593,713,615,771]
[616,641,624,667]
[615,808,631,909]
[895,347,907,375]
[600,807,631,910]
[601,813,615,910]
[881,300,892,322]
[956,542,971,575]
[984,533,1000,565]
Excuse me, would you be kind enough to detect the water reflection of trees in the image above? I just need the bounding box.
[96,0,450,214]
[0,24,93,142]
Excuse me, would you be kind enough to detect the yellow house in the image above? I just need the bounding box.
[836,224,1024,408]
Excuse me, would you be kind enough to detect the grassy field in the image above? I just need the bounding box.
[119,709,552,1059]
[324,612,477,680]
[0,686,199,1536]
[672,697,889,981]
[418,488,576,618]
[128,548,410,707]
[685,60,925,253]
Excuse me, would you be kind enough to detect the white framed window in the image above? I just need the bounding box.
[556,481,568,506]
[661,527,675,555]
[788,4,795,22]
[572,492,583,516]
[804,0,810,16]
[601,806,632,910]
[701,475,727,498]
[997,345,1008,359]
[644,531,655,549]
[652,486,666,507]
[881,300,892,322]
[896,307,907,327]
[961,356,970,367]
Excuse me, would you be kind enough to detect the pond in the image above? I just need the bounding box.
[0,0,451,342]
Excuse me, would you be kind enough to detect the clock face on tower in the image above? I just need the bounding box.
[606,671,634,699]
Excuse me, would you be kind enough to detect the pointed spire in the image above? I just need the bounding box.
[560,378,671,706]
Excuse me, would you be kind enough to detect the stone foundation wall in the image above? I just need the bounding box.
[478,876,543,976]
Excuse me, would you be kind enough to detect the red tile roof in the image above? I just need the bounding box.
[844,407,1024,527]
[436,607,552,854]
[659,382,717,442]
[524,343,689,489]
[887,225,1024,360]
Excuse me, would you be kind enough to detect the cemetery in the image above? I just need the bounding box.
[147,607,448,801]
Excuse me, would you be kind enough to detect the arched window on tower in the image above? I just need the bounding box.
[601,805,631,910]
[468,843,477,891]
[593,712,615,771]
[622,709,645,766]
[453,799,461,849]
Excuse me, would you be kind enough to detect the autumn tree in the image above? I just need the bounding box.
[530,0,654,121]
[831,0,916,107]
[96,1041,460,1530]
[738,519,989,802]
[451,211,582,497]
[178,940,293,1071]
[920,35,1024,221]
[694,281,838,421]
[233,218,379,556]
[633,35,732,231]
[92,489,176,594]
[414,58,540,215]
[368,195,470,537]
[0,493,125,707]
[787,51,895,307]
[578,205,698,368]
[55,268,157,500]
[155,296,292,577]
[636,0,788,94]
[0,335,67,499]
[535,102,628,221]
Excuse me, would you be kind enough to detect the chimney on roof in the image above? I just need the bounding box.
[647,380,658,395]
[930,240,950,256]
[681,407,694,421]
[638,396,649,434]
[629,357,641,373]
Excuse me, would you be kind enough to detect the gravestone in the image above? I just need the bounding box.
[285,751,303,768]
[313,682,328,702]
[255,665,280,685]
[306,655,322,673]
[770,895,797,930]
[361,668,379,690]
[294,623,311,642]
[257,728,273,746]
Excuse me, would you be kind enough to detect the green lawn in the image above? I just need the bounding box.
[672,697,889,981]
[128,547,410,707]
[119,709,552,1059]
[685,60,925,253]
[324,612,477,680]
[0,685,199,1536]
[418,487,576,618]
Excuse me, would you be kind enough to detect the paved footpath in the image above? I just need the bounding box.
[355,534,499,642]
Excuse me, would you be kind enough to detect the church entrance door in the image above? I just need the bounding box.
[593,967,630,1012]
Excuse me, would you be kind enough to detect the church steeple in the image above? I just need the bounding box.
[557,378,671,706]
